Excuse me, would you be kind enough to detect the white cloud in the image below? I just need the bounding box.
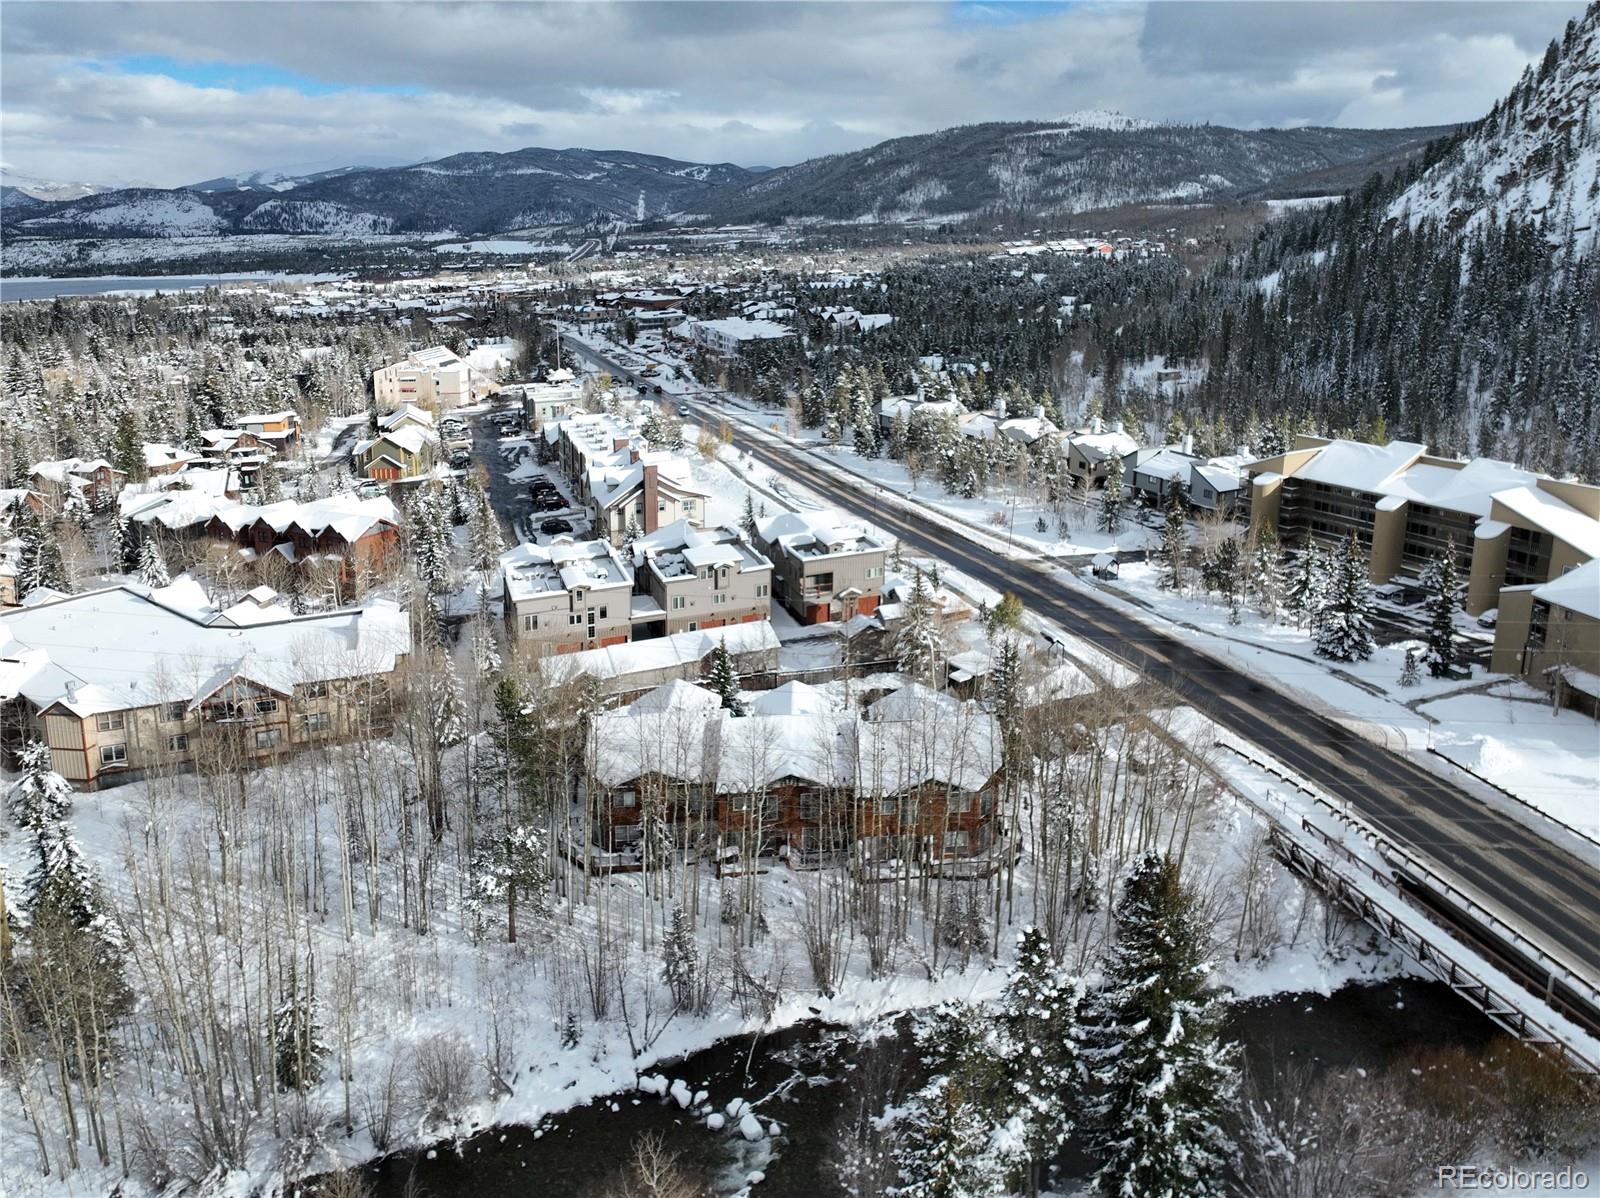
[0,1,1585,187]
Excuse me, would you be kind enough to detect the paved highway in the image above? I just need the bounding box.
[564,336,1600,989]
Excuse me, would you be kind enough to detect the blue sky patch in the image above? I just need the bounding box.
[90,55,422,97]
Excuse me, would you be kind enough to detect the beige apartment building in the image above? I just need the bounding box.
[1490,559,1600,715]
[0,586,410,789]
[500,540,635,656]
[589,458,709,545]
[756,509,887,625]
[372,346,473,412]
[628,521,773,637]
[1246,436,1600,617]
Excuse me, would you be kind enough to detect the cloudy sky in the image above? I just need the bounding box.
[1,0,1585,187]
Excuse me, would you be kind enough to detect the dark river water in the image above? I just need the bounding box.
[362,978,1495,1197]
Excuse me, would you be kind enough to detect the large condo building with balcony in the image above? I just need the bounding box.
[755,509,887,625]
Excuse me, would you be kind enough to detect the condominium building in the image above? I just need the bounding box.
[755,509,887,624]
[500,539,634,656]
[0,584,410,789]
[1246,436,1600,616]
[372,346,474,411]
[628,521,773,637]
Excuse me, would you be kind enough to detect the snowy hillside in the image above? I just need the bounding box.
[17,192,228,236]
[1388,4,1600,248]
[0,165,112,202]
[239,198,396,234]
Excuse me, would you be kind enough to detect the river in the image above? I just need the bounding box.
[0,272,342,302]
[364,978,1496,1197]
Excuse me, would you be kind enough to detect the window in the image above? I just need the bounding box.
[300,681,328,700]
[878,797,898,816]
[96,712,125,732]
[255,728,283,750]
[615,788,637,808]
[756,584,768,598]
[671,595,686,610]
[166,734,189,752]
[688,621,698,631]
[943,829,969,853]
[100,743,128,765]
[865,567,881,579]
[163,702,187,722]
[304,712,332,734]
[522,613,540,631]
[900,799,919,824]
[255,698,279,715]
[598,606,608,619]
[947,791,974,813]
[569,613,582,626]
[713,593,727,605]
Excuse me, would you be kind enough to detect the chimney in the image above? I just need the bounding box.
[1110,418,1122,435]
[613,437,630,452]
[1093,414,1104,435]
[630,447,641,464]
[1181,432,1194,455]
[642,463,660,534]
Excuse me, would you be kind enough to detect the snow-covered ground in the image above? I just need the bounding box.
[1073,559,1600,844]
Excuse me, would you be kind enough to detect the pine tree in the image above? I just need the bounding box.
[273,971,328,1091]
[113,517,140,573]
[1283,542,1327,631]
[888,408,910,459]
[623,516,644,545]
[14,503,68,599]
[894,1077,1014,1198]
[468,487,504,579]
[1097,456,1125,535]
[136,536,171,589]
[996,927,1085,1187]
[895,567,944,683]
[1085,853,1239,1198]
[1249,528,1284,621]
[708,640,745,715]
[853,394,880,458]
[1420,541,1463,677]
[1158,495,1187,591]
[1399,645,1423,688]
[661,905,699,1012]
[1314,535,1376,662]
[741,493,759,542]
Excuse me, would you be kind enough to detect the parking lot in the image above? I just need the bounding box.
[467,406,592,545]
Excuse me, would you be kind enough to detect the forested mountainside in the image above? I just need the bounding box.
[7,147,756,238]
[1080,3,1600,481]
[690,118,1452,224]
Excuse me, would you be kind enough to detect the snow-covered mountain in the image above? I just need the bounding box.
[187,164,378,193]
[0,166,115,203]
[1387,3,1600,248]
[690,120,1454,225]
[10,147,756,238]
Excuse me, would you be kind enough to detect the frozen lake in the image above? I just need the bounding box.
[0,272,337,301]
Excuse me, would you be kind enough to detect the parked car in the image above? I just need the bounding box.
[448,450,472,469]
[356,480,387,498]
[540,517,573,535]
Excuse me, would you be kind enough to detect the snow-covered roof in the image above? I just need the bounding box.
[1288,439,1427,493]
[630,521,769,579]
[544,621,780,684]
[126,493,399,543]
[500,539,630,601]
[355,426,434,458]
[1068,430,1139,460]
[689,317,793,343]
[1191,463,1243,493]
[757,508,884,560]
[1490,485,1600,559]
[1376,457,1539,518]
[0,586,409,718]
[1128,446,1198,484]
[587,458,709,512]
[748,680,832,717]
[141,442,202,471]
[865,681,963,722]
[403,345,466,371]
[1533,560,1600,621]
[379,404,435,431]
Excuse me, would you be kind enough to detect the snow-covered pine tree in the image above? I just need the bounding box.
[1314,535,1376,662]
[708,640,746,715]
[465,823,549,942]
[1249,527,1284,621]
[467,487,504,579]
[1283,542,1328,631]
[1158,495,1187,591]
[136,537,171,589]
[113,517,140,574]
[14,503,69,598]
[1420,540,1463,677]
[996,927,1085,1189]
[853,394,880,458]
[623,516,644,545]
[1399,645,1423,687]
[1097,456,1125,535]
[661,904,700,1013]
[894,567,945,684]
[888,408,910,460]
[1085,853,1239,1198]
[273,971,328,1091]
[893,1077,1015,1198]
[741,493,759,542]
